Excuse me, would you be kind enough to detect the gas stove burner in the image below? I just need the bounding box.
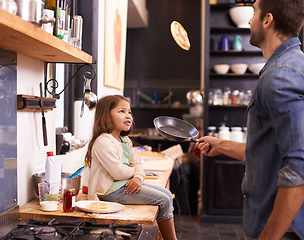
[31,226,57,234]
[100,230,116,240]
[1,219,154,240]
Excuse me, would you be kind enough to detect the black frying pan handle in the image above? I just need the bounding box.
[190,138,197,143]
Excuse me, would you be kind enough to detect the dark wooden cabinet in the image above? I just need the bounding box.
[204,155,244,216]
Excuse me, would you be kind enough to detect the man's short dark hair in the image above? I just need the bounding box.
[259,0,304,37]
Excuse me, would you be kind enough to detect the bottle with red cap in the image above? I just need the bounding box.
[45,151,62,185]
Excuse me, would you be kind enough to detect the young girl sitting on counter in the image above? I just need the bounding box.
[85,95,177,240]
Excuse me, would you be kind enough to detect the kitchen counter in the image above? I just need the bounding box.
[19,145,183,225]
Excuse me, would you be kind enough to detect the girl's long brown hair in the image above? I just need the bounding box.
[84,95,133,167]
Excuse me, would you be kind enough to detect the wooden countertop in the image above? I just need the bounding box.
[19,145,183,225]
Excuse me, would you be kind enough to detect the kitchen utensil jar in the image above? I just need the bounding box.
[15,0,55,26]
[0,0,17,14]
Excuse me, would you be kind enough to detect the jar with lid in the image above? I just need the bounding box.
[222,87,231,105]
[218,126,230,140]
[238,90,245,105]
[243,90,252,106]
[231,90,239,105]
[213,89,223,105]
[230,127,243,142]
[63,188,76,212]
[208,89,214,105]
[208,126,217,137]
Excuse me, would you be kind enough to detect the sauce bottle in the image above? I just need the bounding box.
[63,188,75,212]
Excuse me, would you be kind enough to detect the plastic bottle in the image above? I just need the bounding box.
[230,127,243,142]
[218,126,230,140]
[63,188,76,212]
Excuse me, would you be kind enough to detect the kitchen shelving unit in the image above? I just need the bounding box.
[202,2,264,218]
[0,8,92,63]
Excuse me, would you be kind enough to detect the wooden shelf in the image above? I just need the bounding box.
[209,104,248,109]
[132,103,190,109]
[210,50,262,56]
[211,27,250,33]
[0,9,92,63]
[210,73,259,78]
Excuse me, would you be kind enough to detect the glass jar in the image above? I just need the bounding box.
[208,89,214,105]
[208,126,217,137]
[63,188,76,212]
[222,87,231,105]
[213,89,223,105]
[231,90,239,105]
[243,90,252,106]
[238,90,245,105]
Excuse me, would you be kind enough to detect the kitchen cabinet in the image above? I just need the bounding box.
[202,2,264,217]
[0,8,92,63]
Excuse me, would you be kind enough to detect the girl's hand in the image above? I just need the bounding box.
[125,177,142,194]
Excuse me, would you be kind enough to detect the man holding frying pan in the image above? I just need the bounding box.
[196,0,304,239]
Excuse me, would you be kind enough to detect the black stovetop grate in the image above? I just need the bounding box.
[1,218,142,240]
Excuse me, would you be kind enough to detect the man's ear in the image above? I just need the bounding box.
[263,12,274,29]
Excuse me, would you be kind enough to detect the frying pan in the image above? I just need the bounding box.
[153,116,198,142]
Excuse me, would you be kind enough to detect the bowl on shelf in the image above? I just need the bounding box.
[229,6,253,28]
[213,64,230,74]
[231,63,248,74]
[249,63,265,75]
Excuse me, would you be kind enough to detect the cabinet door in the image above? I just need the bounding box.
[204,156,244,215]
[0,49,17,215]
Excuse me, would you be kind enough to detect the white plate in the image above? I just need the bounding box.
[75,200,125,214]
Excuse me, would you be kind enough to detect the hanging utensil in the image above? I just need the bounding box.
[80,71,97,117]
[153,116,198,142]
[39,82,48,146]
[170,21,191,51]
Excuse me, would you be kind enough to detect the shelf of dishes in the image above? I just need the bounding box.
[212,63,264,75]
